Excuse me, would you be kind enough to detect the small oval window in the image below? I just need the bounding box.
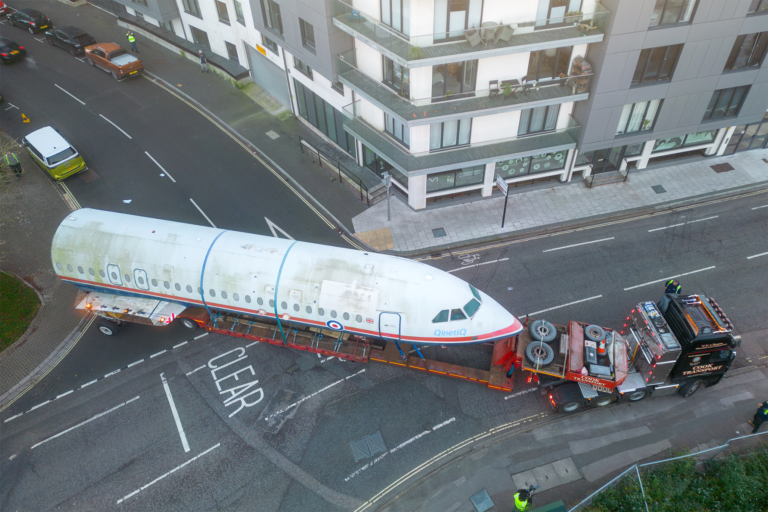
[89,268,94,276]
[209,289,216,297]
[331,310,337,318]
[221,291,227,299]
[343,312,350,321]
[175,283,181,291]
[152,279,158,287]
[318,308,325,316]
[67,264,73,272]
[138,276,145,285]
[111,272,118,280]
[233,293,239,301]
[198,287,203,295]
[281,301,288,310]
[269,299,274,307]
[306,306,312,314]
[256,297,262,305]
[245,295,251,303]
[186,285,192,293]
[56,262,63,270]
[163,281,170,289]
[77,266,84,274]
[124,274,131,282]
[293,304,300,312]
[99,270,106,278]
[356,314,363,323]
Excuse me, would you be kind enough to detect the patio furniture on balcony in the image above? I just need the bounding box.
[501,79,521,97]
[464,27,482,47]
[494,24,515,44]
[489,80,499,96]
[481,22,500,44]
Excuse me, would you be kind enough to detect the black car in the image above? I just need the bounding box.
[8,8,51,34]
[45,26,96,56]
[0,36,26,64]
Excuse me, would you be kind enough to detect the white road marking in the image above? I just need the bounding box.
[104,369,121,378]
[4,413,22,423]
[8,454,16,460]
[186,365,206,376]
[747,252,768,260]
[35,37,45,43]
[194,333,208,340]
[543,237,614,253]
[265,217,294,240]
[76,56,86,62]
[504,387,538,400]
[31,396,139,449]
[29,401,50,411]
[190,198,216,228]
[116,443,220,504]
[54,84,86,105]
[527,295,603,317]
[265,369,366,421]
[150,350,167,358]
[647,215,719,232]
[56,390,74,400]
[160,373,190,453]
[4,103,19,111]
[623,266,717,291]
[81,379,98,388]
[245,341,259,348]
[173,341,188,349]
[127,359,144,368]
[99,114,132,139]
[145,151,176,183]
[752,205,768,210]
[448,258,510,273]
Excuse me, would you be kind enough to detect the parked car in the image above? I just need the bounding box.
[22,126,87,180]
[0,36,25,64]
[8,8,50,34]
[45,26,96,56]
[0,1,11,16]
[84,43,143,81]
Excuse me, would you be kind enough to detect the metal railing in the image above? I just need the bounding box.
[299,138,371,205]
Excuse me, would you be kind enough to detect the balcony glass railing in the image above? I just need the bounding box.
[343,101,579,173]
[338,51,592,123]
[333,0,608,64]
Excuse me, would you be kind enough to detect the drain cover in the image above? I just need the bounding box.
[711,162,734,173]
[432,227,447,238]
[350,431,387,462]
[652,185,666,194]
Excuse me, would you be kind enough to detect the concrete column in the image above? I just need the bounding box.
[409,175,427,210]
[561,149,575,182]
[637,140,654,169]
[481,163,495,197]
[715,127,735,156]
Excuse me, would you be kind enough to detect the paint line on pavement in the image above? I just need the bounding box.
[528,295,603,317]
[623,266,716,291]
[56,390,74,400]
[145,151,177,183]
[4,413,22,423]
[54,84,86,105]
[99,114,132,139]
[127,359,144,368]
[265,369,366,421]
[173,341,188,349]
[647,215,719,232]
[104,369,121,378]
[747,252,768,260]
[29,401,50,411]
[504,387,538,400]
[245,341,259,348]
[189,198,216,228]
[81,379,98,388]
[160,373,190,453]
[194,333,208,340]
[448,258,509,273]
[751,205,768,210]
[150,350,167,359]
[32,396,140,450]
[186,365,206,376]
[543,237,615,253]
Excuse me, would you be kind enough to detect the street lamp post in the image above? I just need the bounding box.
[382,172,392,221]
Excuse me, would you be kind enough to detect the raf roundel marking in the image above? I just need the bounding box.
[326,320,344,331]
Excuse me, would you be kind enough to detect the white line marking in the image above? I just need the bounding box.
[76,56,86,62]
[145,151,176,183]
[747,252,768,260]
[104,369,121,378]
[99,114,132,139]
[35,37,45,43]
[752,205,768,210]
[173,341,188,349]
[448,258,510,273]
[186,365,206,376]
[56,390,74,400]
[265,369,366,421]
[527,295,603,317]
[127,359,144,368]
[543,237,614,253]
[5,103,19,111]
[32,396,139,449]
[81,379,98,388]
[504,387,539,400]
[623,266,717,291]
[150,350,167,358]
[9,454,16,460]
[54,84,86,105]
[265,217,294,240]
[194,333,208,340]
[647,215,719,232]
[29,401,50,411]
[190,198,216,228]
[432,417,456,430]
[160,373,190,453]
[4,413,22,423]
[116,443,220,504]
[245,341,259,348]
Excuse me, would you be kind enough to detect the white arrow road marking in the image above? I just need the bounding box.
[265,217,294,240]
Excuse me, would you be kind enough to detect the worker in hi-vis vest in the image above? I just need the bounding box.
[513,489,531,511]
[126,32,138,52]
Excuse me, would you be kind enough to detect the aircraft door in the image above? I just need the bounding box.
[378,312,402,340]
[134,268,149,290]
[107,264,123,286]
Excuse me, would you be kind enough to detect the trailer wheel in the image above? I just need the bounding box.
[180,318,198,330]
[627,389,648,402]
[525,342,555,366]
[585,325,605,342]
[98,323,119,336]
[552,384,585,414]
[593,395,619,407]
[679,379,703,398]
[529,320,557,343]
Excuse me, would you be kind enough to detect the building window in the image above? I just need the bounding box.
[430,119,471,150]
[216,0,230,25]
[181,0,201,18]
[363,146,402,182]
[161,20,174,32]
[427,165,485,193]
[294,79,355,157]
[190,26,210,50]
[652,131,716,152]
[495,150,567,180]
[332,81,344,95]
[226,41,238,61]
[616,100,663,135]
[649,0,697,27]
[234,0,245,25]
[632,44,682,86]
[724,33,768,72]
[748,0,768,15]
[527,47,572,81]
[518,105,560,136]
[702,86,749,121]
[294,57,313,79]
[261,0,283,35]
[385,113,410,148]
[132,0,148,6]
[577,145,643,173]
[134,11,145,19]
[382,0,410,36]
[432,60,477,101]
[383,56,410,98]
[262,34,278,55]
[300,19,316,52]
[434,0,482,42]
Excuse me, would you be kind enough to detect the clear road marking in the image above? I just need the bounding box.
[527,295,603,317]
[56,390,74,400]
[189,198,216,228]
[99,114,132,139]
[9,454,16,461]
[75,56,86,63]
[647,215,719,232]
[747,252,768,260]
[31,396,140,450]
[448,258,509,273]
[54,84,86,105]
[127,359,144,368]
[81,379,98,388]
[264,369,366,421]
[245,341,259,348]
[194,333,208,340]
[116,443,221,504]
[186,365,206,376]
[4,413,22,423]
[160,373,190,453]
[504,387,538,400]
[150,350,167,358]
[104,369,121,378]
[145,151,176,183]
[35,37,45,43]
[4,103,19,111]
[29,401,50,411]
[173,341,188,349]
[623,266,717,291]
[543,237,614,253]
[265,217,294,240]
[752,205,768,210]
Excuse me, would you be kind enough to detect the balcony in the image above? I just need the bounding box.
[338,51,591,126]
[333,0,608,68]
[343,101,578,175]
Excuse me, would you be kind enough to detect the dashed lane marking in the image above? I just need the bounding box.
[194,332,209,340]
[504,387,538,400]
[447,258,509,273]
[29,401,50,411]
[623,266,716,291]
[173,341,188,349]
[54,84,86,105]
[543,237,614,253]
[747,252,768,260]
[189,198,216,228]
[527,295,602,317]
[150,350,168,358]
[263,369,366,421]
[99,114,132,139]
[751,205,768,210]
[185,365,206,376]
[647,215,719,232]
[127,359,144,368]
[56,390,74,400]
[245,341,259,348]
[145,151,177,183]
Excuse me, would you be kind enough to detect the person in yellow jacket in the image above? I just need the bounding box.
[5,151,22,178]
[127,31,139,52]
[513,489,531,511]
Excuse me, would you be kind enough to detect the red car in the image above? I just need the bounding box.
[0,1,10,16]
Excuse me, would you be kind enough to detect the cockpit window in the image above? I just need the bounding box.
[432,310,449,323]
[470,285,482,303]
[464,298,481,318]
[450,309,467,321]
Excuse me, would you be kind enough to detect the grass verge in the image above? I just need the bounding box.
[0,271,41,352]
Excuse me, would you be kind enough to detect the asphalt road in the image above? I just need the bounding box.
[1,190,766,511]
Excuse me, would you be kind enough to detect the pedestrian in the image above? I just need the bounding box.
[127,31,139,52]
[664,279,681,295]
[199,50,208,72]
[4,150,22,178]
[748,400,768,434]
[512,489,531,511]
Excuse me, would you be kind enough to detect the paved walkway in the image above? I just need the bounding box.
[353,149,768,253]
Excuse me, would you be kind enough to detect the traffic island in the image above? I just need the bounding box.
[0,272,40,353]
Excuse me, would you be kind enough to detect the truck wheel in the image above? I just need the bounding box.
[679,379,703,398]
[626,389,648,402]
[552,383,585,414]
[98,323,119,336]
[526,342,555,366]
[180,318,198,330]
[88,57,95,66]
[593,395,619,407]
[529,320,557,343]
[111,70,119,80]
[585,325,605,342]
